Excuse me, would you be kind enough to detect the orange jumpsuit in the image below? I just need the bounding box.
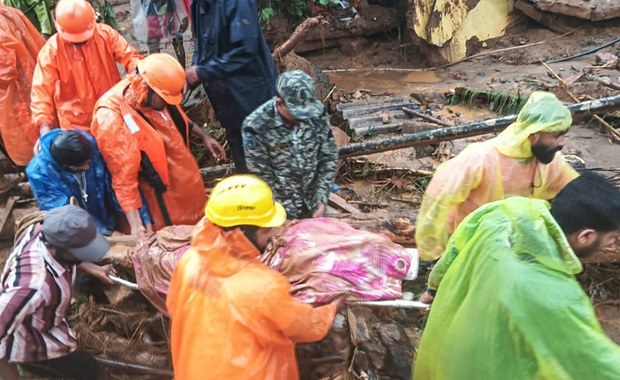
[0,5,44,165]
[167,219,337,380]
[90,74,206,230]
[30,23,141,132]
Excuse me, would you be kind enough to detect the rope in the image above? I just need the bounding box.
[13,211,45,244]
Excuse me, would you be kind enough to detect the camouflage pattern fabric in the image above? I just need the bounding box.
[275,70,324,121]
[242,97,337,219]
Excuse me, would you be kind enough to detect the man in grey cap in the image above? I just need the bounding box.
[0,204,115,379]
[242,70,338,219]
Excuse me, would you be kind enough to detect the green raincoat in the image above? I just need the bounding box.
[414,197,620,380]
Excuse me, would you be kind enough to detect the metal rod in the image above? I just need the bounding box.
[108,275,139,290]
[94,356,173,377]
[347,300,430,309]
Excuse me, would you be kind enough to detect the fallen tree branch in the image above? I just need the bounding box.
[586,75,620,91]
[541,61,620,142]
[402,107,452,127]
[272,16,323,64]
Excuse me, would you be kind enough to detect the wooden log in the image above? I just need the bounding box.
[338,95,620,158]
[402,107,452,127]
[586,75,620,91]
[200,95,620,178]
[272,16,323,63]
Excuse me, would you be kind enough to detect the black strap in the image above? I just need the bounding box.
[167,105,190,146]
[138,152,172,226]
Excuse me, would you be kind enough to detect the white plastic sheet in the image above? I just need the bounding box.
[130,0,188,43]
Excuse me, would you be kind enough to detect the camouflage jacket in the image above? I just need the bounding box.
[242,99,338,219]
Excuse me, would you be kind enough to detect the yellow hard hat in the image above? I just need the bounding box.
[205,175,287,228]
[137,53,185,105]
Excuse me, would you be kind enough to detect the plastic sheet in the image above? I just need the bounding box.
[130,0,188,43]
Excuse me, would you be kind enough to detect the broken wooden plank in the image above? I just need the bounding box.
[336,98,406,112]
[347,113,411,129]
[0,196,17,236]
[328,193,362,214]
[342,102,419,119]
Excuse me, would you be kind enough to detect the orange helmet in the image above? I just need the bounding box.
[137,54,185,105]
[55,0,97,43]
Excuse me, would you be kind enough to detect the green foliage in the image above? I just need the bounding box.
[258,0,334,22]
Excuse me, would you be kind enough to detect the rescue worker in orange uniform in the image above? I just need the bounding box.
[30,0,142,136]
[167,175,344,380]
[91,53,225,234]
[0,4,44,181]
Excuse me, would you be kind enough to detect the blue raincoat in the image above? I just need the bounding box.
[191,0,277,116]
[26,130,152,235]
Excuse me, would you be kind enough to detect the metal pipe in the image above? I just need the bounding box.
[94,356,173,377]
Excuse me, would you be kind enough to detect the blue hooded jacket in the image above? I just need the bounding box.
[26,130,152,235]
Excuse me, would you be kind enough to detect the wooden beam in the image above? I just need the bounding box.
[0,196,17,235]
[328,193,362,214]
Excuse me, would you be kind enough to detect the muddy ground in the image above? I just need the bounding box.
[1,1,619,378]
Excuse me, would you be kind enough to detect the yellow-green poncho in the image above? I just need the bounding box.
[414,197,620,380]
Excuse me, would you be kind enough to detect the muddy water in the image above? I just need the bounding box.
[328,70,444,93]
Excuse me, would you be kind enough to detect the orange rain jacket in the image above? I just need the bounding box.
[167,219,337,380]
[0,5,44,165]
[415,92,579,261]
[90,73,206,230]
[30,23,142,132]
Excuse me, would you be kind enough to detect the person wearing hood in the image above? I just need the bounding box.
[30,0,142,136]
[167,174,344,380]
[91,53,225,234]
[2,0,54,38]
[0,205,115,379]
[26,130,152,235]
[0,4,44,190]
[416,91,578,263]
[413,172,620,380]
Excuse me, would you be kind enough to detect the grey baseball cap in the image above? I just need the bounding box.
[43,205,110,262]
[276,70,325,121]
